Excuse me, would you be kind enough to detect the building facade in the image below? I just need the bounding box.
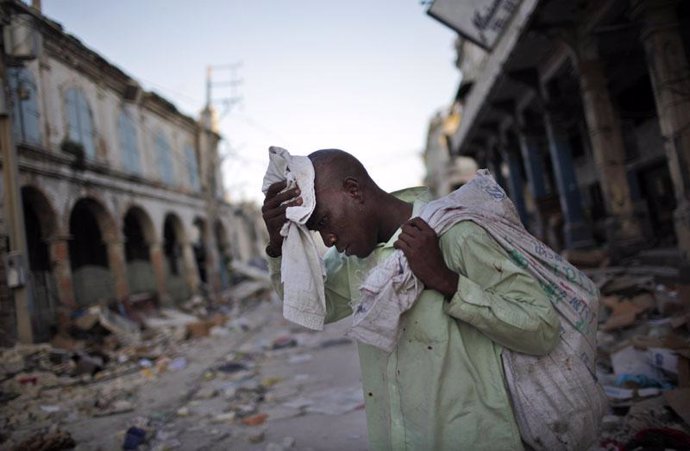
[427,0,690,263]
[0,1,263,344]
[423,104,478,198]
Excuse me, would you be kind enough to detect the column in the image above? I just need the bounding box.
[182,240,200,296]
[542,105,595,249]
[148,242,169,305]
[105,239,129,301]
[501,146,529,226]
[516,120,549,239]
[487,145,507,189]
[202,221,221,301]
[576,33,645,254]
[632,0,690,261]
[206,241,222,299]
[48,235,77,330]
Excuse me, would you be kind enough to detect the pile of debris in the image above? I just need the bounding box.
[585,262,690,449]
[0,263,275,450]
[141,326,363,450]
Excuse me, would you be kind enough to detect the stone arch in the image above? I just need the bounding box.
[67,195,120,243]
[123,205,157,295]
[21,185,58,250]
[21,185,59,340]
[68,197,117,306]
[163,212,189,304]
[123,205,156,247]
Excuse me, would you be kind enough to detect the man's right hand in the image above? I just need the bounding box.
[261,181,303,257]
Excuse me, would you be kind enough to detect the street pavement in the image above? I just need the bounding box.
[67,297,369,450]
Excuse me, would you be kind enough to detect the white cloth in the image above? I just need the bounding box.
[261,146,326,330]
[348,169,606,450]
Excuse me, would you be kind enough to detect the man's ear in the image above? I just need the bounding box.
[342,177,363,202]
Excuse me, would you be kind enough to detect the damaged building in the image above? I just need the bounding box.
[425,0,690,265]
[0,0,264,345]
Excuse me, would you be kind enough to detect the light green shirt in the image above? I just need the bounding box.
[268,187,560,451]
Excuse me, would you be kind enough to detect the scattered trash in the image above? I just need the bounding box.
[217,362,248,374]
[2,253,686,450]
[588,258,690,448]
[212,412,236,423]
[247,430,266,444]
[318,337,352,348]
[169,357,188,371]
[0,282,280,449]
[272,336,297,350]
[242,412,269,426]
[664,389,690,426]
[288,354,312,364]
[625,427,690,450]
[210,326,231,337]
[186,321,214,339]
[138,358,154,368]
[39,405,61,413]
[73,351,106,376]
[122,426,147,450]
[261,376,283,388]
[13,429,76,451]
[94,399,135,417]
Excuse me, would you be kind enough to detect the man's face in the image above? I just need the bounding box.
[306,182,378,258]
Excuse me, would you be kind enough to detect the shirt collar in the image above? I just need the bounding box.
[377,187,431,250]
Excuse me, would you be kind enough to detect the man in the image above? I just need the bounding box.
[262,149,560,450]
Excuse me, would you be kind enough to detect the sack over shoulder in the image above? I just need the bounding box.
[502,338,608,451]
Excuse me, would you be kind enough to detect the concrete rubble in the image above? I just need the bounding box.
[585,253,690,450]
[0,265,367,450]
[1,252,689,450]
[0,265,277,450]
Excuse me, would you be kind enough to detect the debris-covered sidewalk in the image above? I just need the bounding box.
[2,251,690,451]
[585,252,690,450]
[0,284,366,450]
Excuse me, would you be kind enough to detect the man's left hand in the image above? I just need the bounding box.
[394,217,459,299]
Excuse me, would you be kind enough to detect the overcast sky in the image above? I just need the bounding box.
[43,0,460,204]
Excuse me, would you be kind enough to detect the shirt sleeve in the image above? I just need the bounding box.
[266,249,353,324]
[439,221,560,356]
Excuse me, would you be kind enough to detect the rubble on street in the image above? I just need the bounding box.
[585,252,690,450]
[0,266,366,451]
[1,250,689,450]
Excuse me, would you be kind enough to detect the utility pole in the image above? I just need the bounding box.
[201,63,243,302]
[206,62,243,118]
[0,28,34,343]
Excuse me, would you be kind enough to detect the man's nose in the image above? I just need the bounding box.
[320,231,337,247]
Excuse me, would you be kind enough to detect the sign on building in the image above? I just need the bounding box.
[427,0,522,51]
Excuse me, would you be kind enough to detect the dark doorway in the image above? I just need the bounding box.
[163,214,189,304]
[22,187,57,341]
[193,218,208,285]
[123,208,156,295]
[68,199,115,306]
[215,220,231,291]
[638,163,677,246]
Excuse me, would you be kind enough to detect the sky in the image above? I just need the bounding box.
[42,0,460,205]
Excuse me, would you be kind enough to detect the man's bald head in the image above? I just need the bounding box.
[308,149,373,192]
[304,148,412,256]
